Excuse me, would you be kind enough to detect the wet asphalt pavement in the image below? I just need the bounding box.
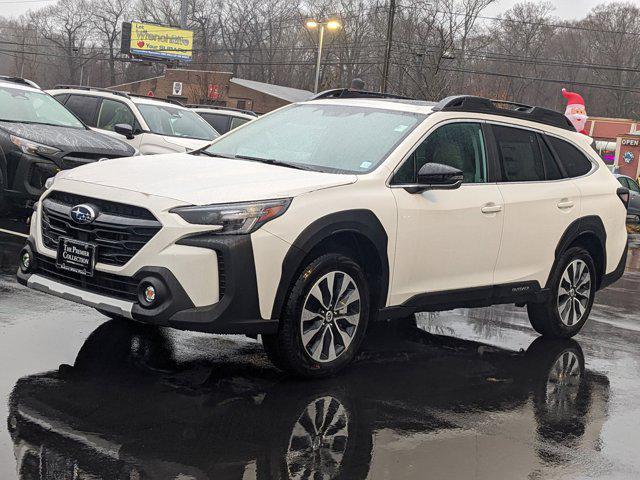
[1,223,640,479]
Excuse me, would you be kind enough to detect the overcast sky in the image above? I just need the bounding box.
[2,0,640,20]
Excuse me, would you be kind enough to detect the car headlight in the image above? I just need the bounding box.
[171,198,291,234]
[10,135,60,156]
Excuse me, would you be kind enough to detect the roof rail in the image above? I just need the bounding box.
[185,104,258,117]
[0,75,40,89]
[127,93,184,106]
[310,88,414,101]
[432,95,574,131]
[52,85,130,98]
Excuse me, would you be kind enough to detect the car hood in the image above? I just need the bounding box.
[161,136,214,151]
[60,153,357,204]
[0,122,134,156]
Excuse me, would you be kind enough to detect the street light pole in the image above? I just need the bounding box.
[306,19,341,94]
[381,0,397,93]
[313,24,325,94]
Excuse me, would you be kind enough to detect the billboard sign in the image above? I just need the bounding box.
[121,22,193,62]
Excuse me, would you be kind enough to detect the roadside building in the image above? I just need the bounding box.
[109,68,312,114]
[585,117,640,176]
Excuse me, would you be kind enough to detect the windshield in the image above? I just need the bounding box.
[203,104,426,173]
[0,85,84,129]
[138,103,218,141]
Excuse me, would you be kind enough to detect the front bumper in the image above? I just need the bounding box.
[4,151,58,208]
[18,235,278,335]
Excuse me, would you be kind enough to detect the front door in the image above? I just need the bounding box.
[389,121,504,306]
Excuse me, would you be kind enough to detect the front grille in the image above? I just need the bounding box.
[61,152,124,169]
[35,253,138,302]
[41,192,162,266]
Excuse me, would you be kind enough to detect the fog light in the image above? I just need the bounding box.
[19,247,34,273]
[143,285,156,304]
[137,277,167,308]
[21,252,30,270]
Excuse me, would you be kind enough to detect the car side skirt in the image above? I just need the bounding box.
[378,281,548,320]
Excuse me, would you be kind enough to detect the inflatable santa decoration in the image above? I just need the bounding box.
[561,88,588,135]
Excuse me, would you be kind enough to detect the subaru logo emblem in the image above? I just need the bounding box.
[70,204,97,224]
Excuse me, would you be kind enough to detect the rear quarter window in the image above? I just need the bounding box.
[547,136,594,177]
[65,94,100,126]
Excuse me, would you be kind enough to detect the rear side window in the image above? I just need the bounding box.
[493,125,545,182]
[547,136,593,177]
[538,136,563,180]
[65,94,100,126]
[627,177,640,193]
[230,116,250,130]
[53,93,69,104]
[199,112,230,134]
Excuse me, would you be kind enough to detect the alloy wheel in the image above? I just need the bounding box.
[300,271,361,363]
[286,395,349,480]
[557,259,591,326]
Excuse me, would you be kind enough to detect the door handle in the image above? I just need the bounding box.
[481,204,502,214]
[557,199,575,209]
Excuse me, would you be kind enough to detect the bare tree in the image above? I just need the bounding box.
[90,0,132,85]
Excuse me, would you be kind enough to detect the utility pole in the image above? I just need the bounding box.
[381,0,396,93]
[180,0,188,29]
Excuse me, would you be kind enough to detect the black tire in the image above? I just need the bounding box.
[527,246,596,338]
[263,253,370,378]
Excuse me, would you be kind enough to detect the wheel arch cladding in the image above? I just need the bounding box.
[552,216,606,289]
[270,209,389,320]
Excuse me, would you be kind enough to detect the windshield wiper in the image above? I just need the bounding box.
[196,150,234,159]
[0,119,81,129]
[234,154,315,171]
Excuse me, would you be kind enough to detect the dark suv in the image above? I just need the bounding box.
[0,77,136,215]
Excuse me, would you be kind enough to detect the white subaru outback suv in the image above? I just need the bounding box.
[47,86,218,154]
[18,90,629,377]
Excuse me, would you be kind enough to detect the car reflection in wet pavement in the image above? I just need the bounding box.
[1,232,640,479]
[6,318,611,480]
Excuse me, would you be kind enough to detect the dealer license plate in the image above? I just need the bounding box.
[56,237,96,277]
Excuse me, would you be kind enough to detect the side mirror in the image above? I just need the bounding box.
[405,163,464,193]
[114,123,135,140]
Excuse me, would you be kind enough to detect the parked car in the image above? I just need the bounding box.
[188,104,258,134]
[615,174,640,221]
[47,86,218,154]
[17,90,629,377]
[0,77,136,215]
[7,319,609,480]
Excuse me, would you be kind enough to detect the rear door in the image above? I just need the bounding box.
[490,124,581,287]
